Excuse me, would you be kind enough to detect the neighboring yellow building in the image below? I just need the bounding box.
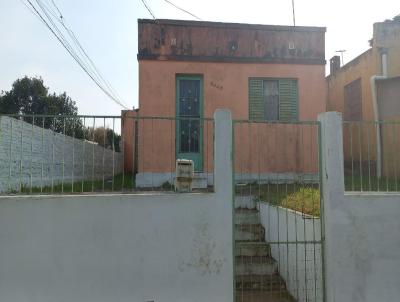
[327,17,400,178]
[327,18,400,119]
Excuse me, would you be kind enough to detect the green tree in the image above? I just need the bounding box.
[0,76,84,138]
[0,76,78,115]
[0,76,121,148]
[85,127,121,152]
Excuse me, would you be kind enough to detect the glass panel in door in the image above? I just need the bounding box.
[176,77,203,171]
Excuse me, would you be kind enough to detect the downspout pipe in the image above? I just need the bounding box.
[370,51,388,178]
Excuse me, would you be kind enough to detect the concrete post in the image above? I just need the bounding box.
[213,109,234,302]
[318,111,345,302]
[214,109,233,197]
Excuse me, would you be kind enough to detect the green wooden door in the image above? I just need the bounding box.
[176,76,203,171]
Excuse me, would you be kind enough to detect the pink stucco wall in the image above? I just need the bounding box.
[123,60,326,175]
[139,61,326,120]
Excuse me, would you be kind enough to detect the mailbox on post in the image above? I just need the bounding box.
[175,159,194,192]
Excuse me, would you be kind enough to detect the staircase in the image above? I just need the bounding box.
[235,197,295,302]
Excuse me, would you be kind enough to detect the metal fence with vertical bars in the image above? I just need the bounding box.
[0,114,214,194]
[233,119,324,302]
[343,120,400,192]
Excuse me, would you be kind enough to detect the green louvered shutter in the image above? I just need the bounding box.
[278,79,298,121]
[249,78,264,120]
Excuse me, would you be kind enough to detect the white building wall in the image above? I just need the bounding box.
[0,116,123,192]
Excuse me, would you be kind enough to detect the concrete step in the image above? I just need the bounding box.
[235,195,257,209]
[235,208,260,224]
[236,273,286,291]
[235,242,271,257]
[236,290,296,302]
[235,256,277,275]
[235,224,265,241]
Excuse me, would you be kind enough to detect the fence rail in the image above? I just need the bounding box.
[343,120,400,192]
[0,114,214,195]
[233,120,324,302]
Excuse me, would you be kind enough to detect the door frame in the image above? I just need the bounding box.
[175,74,204,171]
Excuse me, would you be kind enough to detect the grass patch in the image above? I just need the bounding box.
[236,174,400,217]
[275,187,320,217]
[19,173,137,194]
[344,174,400,191]
[236,183,321,217]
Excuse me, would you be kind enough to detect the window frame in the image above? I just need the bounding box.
[248,77,299,122]
[262,79,280,121]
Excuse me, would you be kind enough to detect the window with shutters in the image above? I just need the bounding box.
[249,78,298,121]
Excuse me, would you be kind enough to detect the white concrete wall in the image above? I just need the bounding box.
[0,110,234,302]
[0,116,123,192]
[259,203,323,302]
[136,172,214,188]
[319,111,400,302]
[0,193,233,302]
[326,193,400,302]
[235,173,319,184]
[136,172,318,188]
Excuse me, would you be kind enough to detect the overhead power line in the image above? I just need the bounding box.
[21,0,129,110]
[291,0,296,26]
[163,0,202,21]
[34,0,128,109]
[39,0,124,103]
[140,0,156,19]
[19,0,42,21]
[50,0,63,18]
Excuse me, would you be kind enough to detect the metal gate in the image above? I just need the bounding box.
[233,120,324,302]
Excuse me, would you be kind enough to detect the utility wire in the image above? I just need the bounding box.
[32,0,128,109]
[36,0,97,75]
[38,0,124,103]
[19,0,42,22]
[34,0,119,104]
[291,0,296,26]
[50,0,63,19]
[140,0,156,19]
[35,0,127,108]
[163,0,202,21]
[22,0,129,109]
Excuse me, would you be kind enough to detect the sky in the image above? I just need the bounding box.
[0,0,399,115]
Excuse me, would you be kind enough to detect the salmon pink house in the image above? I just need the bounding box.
[122,19,327,188]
